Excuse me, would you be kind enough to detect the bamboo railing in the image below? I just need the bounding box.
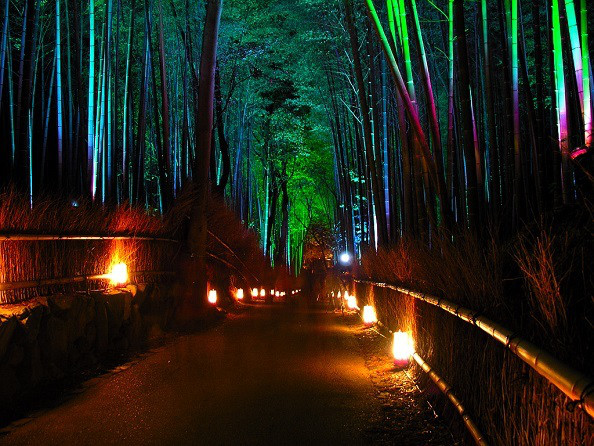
[355,279,594,419]
[412,353,489,446]
[0,232,258,295]
[362,312,488,445]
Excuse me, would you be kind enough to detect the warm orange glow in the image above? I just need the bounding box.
[236,288,244,300]
[251,288,259,297]
[260,288,266,297]
[392,331,414,364]
[337,291,342,298]
[270,289,275,295]
[347,295,358,310]
[208,289,218,305]
[362,305,377,325]
[108,262,128,286]
[275,291,280,297]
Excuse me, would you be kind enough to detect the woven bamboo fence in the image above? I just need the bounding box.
[354,280,594,445]
[0,235,180,304]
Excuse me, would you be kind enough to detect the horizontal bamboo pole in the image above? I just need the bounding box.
[0,271,175,292]
[355,279,594,419]
[412,352,489,446]
[0,234,178,242]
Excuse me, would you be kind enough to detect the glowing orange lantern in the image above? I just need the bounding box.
[236,288,244,300]
[392,331,414,366]
[347,295,358,310]
[251,288,259,297]
[362,305,377,326]
[208,289,218,305]
[260,288,266,297]
[108,262,128,286]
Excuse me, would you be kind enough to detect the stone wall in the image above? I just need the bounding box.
[0,283,177,416]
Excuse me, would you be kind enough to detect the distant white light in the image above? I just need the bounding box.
[339,252,351,264]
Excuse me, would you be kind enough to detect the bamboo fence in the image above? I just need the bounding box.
[355,279,594,420]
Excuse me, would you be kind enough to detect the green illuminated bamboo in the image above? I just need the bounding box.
[511,0,520,217]
[580,0,591,147]
[364,0,451,228]
[552,0,570,202]
[564,0,583,109]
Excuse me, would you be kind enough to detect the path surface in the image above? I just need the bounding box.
[1,304,384,445]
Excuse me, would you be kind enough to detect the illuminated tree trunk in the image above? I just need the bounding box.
[180,0,223,316]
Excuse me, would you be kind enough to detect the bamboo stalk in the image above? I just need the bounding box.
[412,353,489,445]
[355,279,594,419]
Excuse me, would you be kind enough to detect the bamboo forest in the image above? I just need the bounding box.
[0,0,593,442]
[0,0,593,261]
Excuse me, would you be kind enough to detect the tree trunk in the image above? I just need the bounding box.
[178,0,223,321]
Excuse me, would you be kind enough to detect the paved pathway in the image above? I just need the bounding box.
[1,305,382,445]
